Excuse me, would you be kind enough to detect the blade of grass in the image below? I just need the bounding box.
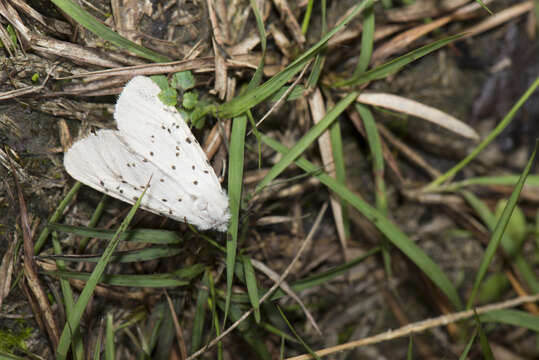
[254,92,358,194]
[243,257,261,323]
[356,104,391,277]
[51,231,84,360]
[328,117,351,245]
[56,189,146,359]
[353,3,375,77]
[78,194,107,252]
[105,314,115,360]
[480,309,539,331]
[190,271,210,353]
[277,305,320,360]
[36,181,81,253]
[475,311,494,359]
[458,329,477,360]
[46,263,204,287]
[444,174,539,191]
[42,246,182,263]
[426,74,539,190]
[462,191,539,294]
[50,0,169,62]
[222,0,266,326]
[260,134,462,309]
[224,114,247,325]
[216,0,374,118]
[333,33,462,87]
[47,224,183,244]
[466,142,538,309]
[305,0,326,88]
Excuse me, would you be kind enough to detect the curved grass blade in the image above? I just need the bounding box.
[56,189,147,359]
[334,33,462,87]
[254,92,358,194]
[243,257,261,323]
[224,114,247,325]
[475,311,494,359]
[216,0,374,118]
[427,74,539,190]
[353,3,375,77]
[480,309,539,332]
[42,246,182,263]
[260,134,462,309]
[47,224,183,244]
[466,141,538,309]
[36,181,81,253]
[191,271,210,353]
[46,263,204,287]
[50,0,169,62]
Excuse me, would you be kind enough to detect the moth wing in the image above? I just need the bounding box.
[64,130,205,226]
[114,76,229,229]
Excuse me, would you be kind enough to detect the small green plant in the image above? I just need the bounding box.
[153,72,208,129]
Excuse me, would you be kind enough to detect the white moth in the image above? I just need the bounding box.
[64,76,230,232]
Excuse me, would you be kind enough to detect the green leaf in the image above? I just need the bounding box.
[150,75,170,90]
[182,91,199,110]
[158,87,178,107]
[172,71,196,90]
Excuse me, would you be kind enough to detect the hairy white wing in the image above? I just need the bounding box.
[63,76,230,231]
[114,76,229,227]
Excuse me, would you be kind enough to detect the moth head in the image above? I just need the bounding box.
[193,195,230,232]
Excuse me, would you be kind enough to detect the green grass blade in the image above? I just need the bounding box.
[445,174,539,191]
[480,309,539,331]
[36,181,81,253]
[356,104,391,276]
[301,0,315,34]
[191,271,210,353]
[277,305,320,360]
[406,337,413,360]
[254,92,358,194]
[47,224,183,244]
[56,191,145,359]
[329,118,351,241]
[260,134,463,309]
[78,194,107,252]
[247,0,267,89]
[46,263,204,287]
[462,191,539,294]
[224,115,247,325]
[427,74,539,190]
[50,0,169,62]
[306,0,326,88]
[458,329,477,360]
[243,257,261,323]
[353,3,375,76]
[475,312,494,359]
[216,0,374,118]
[105,314,114,360]
[334,33,462,87]
[474,0,493,14]
[466,142,538,309]
[42,246,182,263]
[51,231,84,360]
